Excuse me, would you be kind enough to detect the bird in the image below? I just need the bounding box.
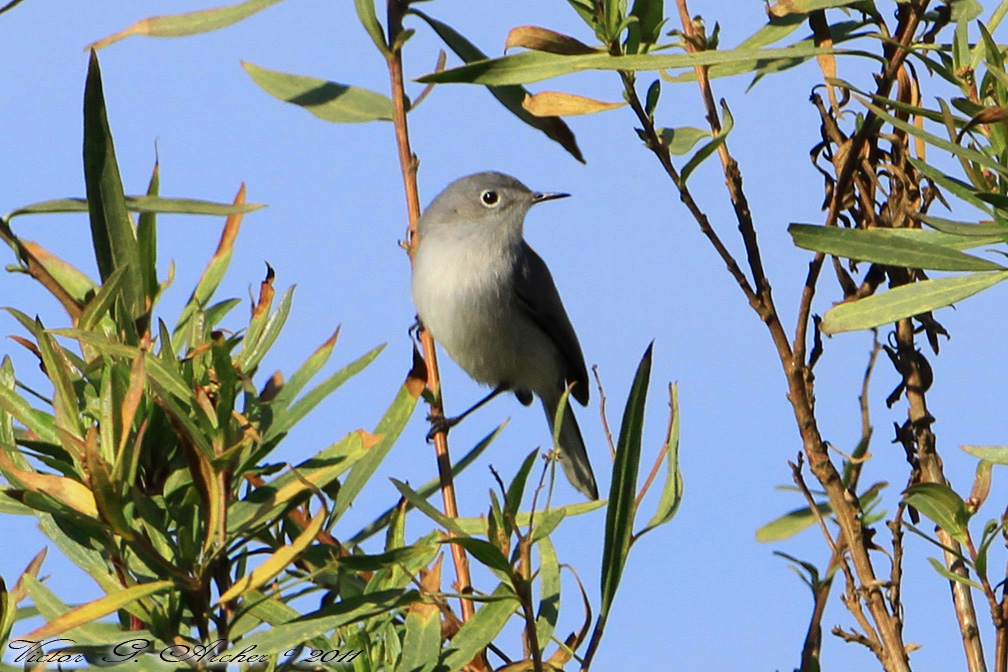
[411,171,598,499]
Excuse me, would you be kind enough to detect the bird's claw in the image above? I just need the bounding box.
[425,413,460,442]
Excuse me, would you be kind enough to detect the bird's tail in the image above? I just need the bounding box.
[541,393,598,500]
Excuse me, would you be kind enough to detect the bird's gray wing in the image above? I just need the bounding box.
[512,242,589,405]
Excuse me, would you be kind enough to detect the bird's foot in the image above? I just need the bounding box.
[425,413,461,442]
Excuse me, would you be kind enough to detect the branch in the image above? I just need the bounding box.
[385,0,474,624]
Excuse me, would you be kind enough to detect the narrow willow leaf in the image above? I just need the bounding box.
[908,158,994,213]
[506,449,539,517]
[412,10,584,162]
[88,0,289,50]
[269,328,340,411]
[788,224,1006,271]
[243,61,393,123]
[629,0,664,45]
[927,556,983,589]
[238,589,418,651]
[236,284,293,371]
[228,433,366,535]
[50,329,192,401]
[768,0,862,17]
[390,479,467,536]
[861,96,1008,178]
[83,51,143,321]
[904,482,971,544]
[398,597,440,672]
[16,241,96,303]
[667,21,874,84]
[438,584,517,672]
[641,383,683,534]
[78,264,130,331]
[523,91,625,116]
[6,195,263,220]
[962,445,1008,465]
[348,421,501,544]
[681,100,733,183]
[138,161,160,304]
[0,451,98,517]
[756,502,833,542]
[535,535,561,647]
[821,271,1008,334]
[443,537,512,573]
[218,510,325,604]
[601,342,653,616]
[262,344,384,443]
[174,185,247,339]
[354,0,388,54]
[417,44,857,86]
[659,126,711,155]
[505,25,597,55]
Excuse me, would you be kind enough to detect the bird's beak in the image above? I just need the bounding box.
[532,191,570,205]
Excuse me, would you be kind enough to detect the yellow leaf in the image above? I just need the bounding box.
[0,450,98,518]
[24,580,172,640]
[217,510,325,605]
[522,91,625,118]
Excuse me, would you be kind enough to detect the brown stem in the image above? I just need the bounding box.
[654,2,920,669]
[385,0,474,623]
[895,315,985,672]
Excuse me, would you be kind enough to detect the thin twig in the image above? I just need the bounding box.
[385,0,474,624]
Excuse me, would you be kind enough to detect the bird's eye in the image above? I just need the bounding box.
[481,190,500,207]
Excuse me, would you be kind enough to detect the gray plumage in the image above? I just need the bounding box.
[411,171,598,499]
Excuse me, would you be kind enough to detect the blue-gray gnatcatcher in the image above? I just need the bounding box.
[411,171,598,499]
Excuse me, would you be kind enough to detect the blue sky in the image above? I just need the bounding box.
[2,1,1008,670]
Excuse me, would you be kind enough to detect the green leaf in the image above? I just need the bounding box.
[238,589,418,652]
[659,126,711,155]
[78,264,130,331]
[329,380,419,524]
[243,61,393,123]
[788,224,1006,271]
[768,0,865,16]
[629,0,664,45]
[756,502,832,542]
[354,0,388,54]
[438,584,517,671]
[506,449,539,517]
[262,344,384,443]
[417,44,859,86]
[412,10,583,163]
[681,100,734,183]
[860,96,1008,178]
[5,195,263,220]
[228,433,367,535]
[820,271,1008,334]
[534,535,560,647]
[390,479,467,536]
[348,421,502,544]
[268,329,340,411]
[908,158,994,213]
[88,0,289,49]
[138,161,160,304]
[916,214,1008,241]
[641,383,683,534]
[927,556,983,589]
[83,51,143,323]
[601,341,653,616]
[397,599,440,672]
[443,537,512,573]
[904,482,971,544]
[962,445,1008,465]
